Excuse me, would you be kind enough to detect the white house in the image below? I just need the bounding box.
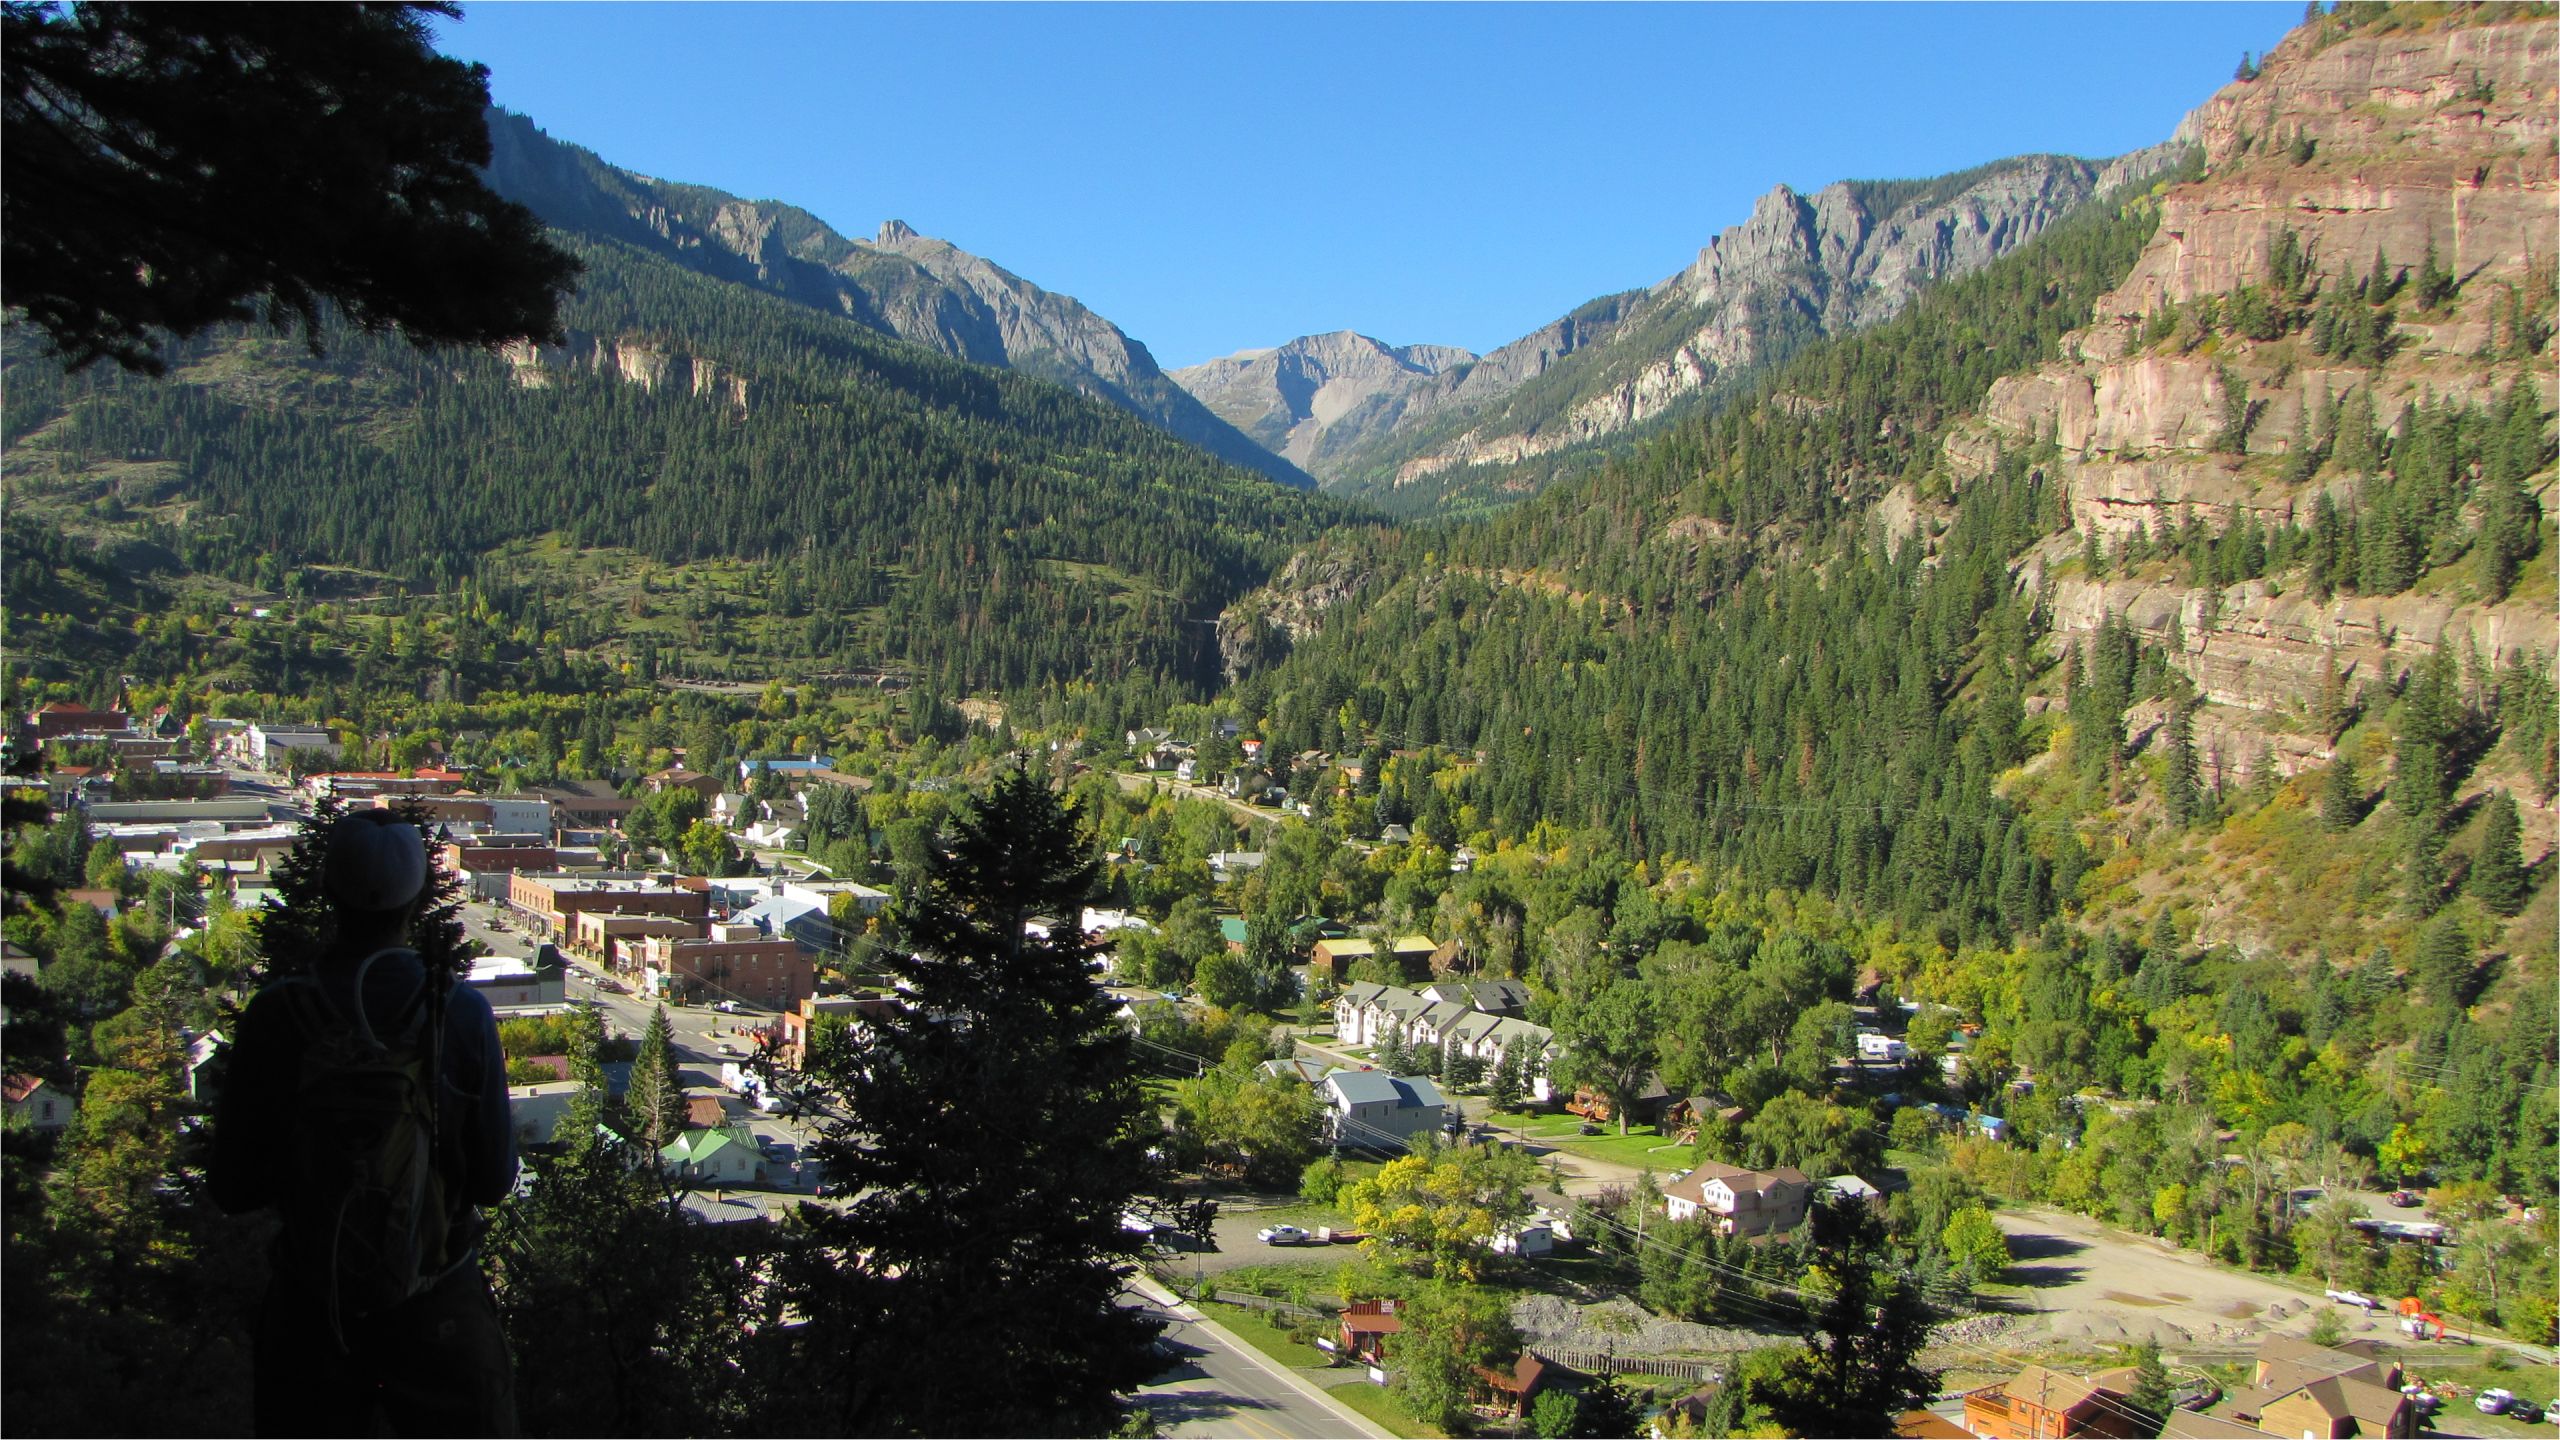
[185,1029,230,1103]
[1856,1033,1909,1063]
[662,1125,765,1185]
[1319,1071,1450,1150]
[1662,1160,1812,1237]
[3,1073,72,1132]
[245,722,335,768]
[1206,851,1267,882]
[1405,1000,1473,1052]
[1459,1016,1557,1100]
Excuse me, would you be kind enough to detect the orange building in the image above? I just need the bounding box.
[1961,1366,2152,1440]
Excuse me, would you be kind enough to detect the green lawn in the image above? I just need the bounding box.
[1194,1299,1334,1368]
[1194,1298,1449,1436]
[1209,1260,1357,1300]
[1327,1376,1449,1439]
[1487,1110,1694,1173]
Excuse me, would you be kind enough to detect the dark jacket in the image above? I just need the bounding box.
[212,947,517,1220]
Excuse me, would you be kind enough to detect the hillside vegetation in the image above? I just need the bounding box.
[3,232,1358,704]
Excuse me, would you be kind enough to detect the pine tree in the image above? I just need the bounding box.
[1764,1198,1942,1437]
[557,1004,619,1149]
[782,767,1162,1435]
[2404,824,2448,917]
[629,1004,687,1148]
[2414,237,2456,311]
[2283,390,2322,483]
[2469,789,2529,915]
[2163,690,2203,825]
[2413,912,2473,1007]
[2390,651,2457,822]
[2331,386,2379,476]
[1488,1047,1528,1114]
[2320,752,2362,832]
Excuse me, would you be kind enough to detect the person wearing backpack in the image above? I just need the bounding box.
[213,811,519,1437]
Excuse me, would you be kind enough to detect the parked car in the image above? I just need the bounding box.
[1256,1224,1311,1246]
[2507,1399,2543,1423]
[2388,1189,2423,1207]
[2477,1388,2515,1415]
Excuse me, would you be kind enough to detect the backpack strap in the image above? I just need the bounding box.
[277,948,429,1051]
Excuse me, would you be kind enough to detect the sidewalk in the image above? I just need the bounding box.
[1128,1272,1397,1440]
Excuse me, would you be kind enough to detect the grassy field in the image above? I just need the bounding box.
[1487,1110,1696,1174]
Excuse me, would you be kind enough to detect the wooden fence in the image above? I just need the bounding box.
[1210,1289,1328,1321]
[1537,1349,1722,1384]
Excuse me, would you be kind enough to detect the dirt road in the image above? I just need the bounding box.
[1990,1205,2555,1368]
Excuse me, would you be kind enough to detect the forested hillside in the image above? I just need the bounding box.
[3,230,1356,703]
[481,110,1314,489]
[1184,2,2555,1308]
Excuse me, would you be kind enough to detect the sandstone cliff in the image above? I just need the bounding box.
[1932,8,2556,782]
[480,111,1312,489]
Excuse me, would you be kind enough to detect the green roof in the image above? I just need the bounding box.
[1218,917,1249,944]
[668,1126,756,1163]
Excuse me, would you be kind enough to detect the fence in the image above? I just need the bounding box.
[1537,1349,1721,1385]
[1209,1289,1329,1322]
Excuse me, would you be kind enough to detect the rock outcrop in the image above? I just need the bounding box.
[1938,9,2558,768]
[500,333,752,412]
[480,110,1312,489]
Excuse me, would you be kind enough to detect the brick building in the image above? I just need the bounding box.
[640,927,814,1010]
[508,872,708,940]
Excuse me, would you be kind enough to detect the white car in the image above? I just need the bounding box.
[1256,1224,1311,1246]
[2478,1389,2515,1415]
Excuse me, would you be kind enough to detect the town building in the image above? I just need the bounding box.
[1661,1160,1813,1237]
[640,927,815,1010]
[1319,1070,1450,1150]
[508,872,709,939]
[1959,1365,2151,1440]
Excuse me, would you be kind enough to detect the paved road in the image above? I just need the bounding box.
[1124,1274,1393,1439]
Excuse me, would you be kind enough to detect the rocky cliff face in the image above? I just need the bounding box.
[1936,9,2557,774]
[499,332,752,411]
[480,111,1312,488]
[1169,331,1479,474]
[1183,151,2177,500]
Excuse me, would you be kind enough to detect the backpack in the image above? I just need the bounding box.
[273,947,463,1349]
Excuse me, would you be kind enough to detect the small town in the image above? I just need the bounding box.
[4,2,2554,1437]
[6,689,2552,1438]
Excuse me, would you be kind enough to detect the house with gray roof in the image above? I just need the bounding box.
[1320,1071,1451,1150]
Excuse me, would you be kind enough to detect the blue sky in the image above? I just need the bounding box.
[438,3,2300,370]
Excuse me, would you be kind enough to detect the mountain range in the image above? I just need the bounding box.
[484,108,2197,520]
[478,110,1317,491]
[1171,147,2187,509]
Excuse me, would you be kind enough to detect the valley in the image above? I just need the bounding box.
[3,4,2554,1438]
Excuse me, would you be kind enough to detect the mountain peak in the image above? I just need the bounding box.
[875,218,919,246]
